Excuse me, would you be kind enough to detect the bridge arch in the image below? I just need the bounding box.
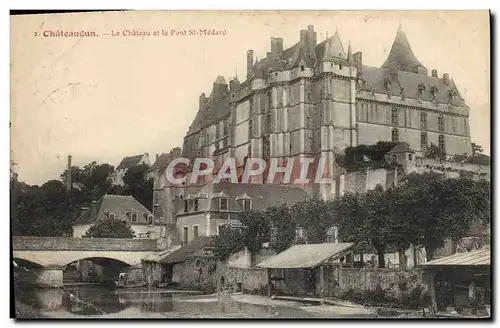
[13,255,48,268]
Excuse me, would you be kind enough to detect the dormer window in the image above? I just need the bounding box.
[194,199,199,212]
[219,198,228,211]
[242,199,252,211]
[184,199,189,213]
[108,212,116,220]
[129,212,138,223]
[300,65,305,72]
[147,215,153,225]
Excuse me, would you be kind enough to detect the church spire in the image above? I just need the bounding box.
[381,24,427,75]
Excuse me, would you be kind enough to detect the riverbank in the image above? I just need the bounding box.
[230,294,377,318]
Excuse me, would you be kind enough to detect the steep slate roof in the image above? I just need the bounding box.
[191,182,310,212]
[159,236,214,264]
[381,25,426,73]
[315,31,346,62]
[73,194,153,226]
[116,154,146,171]
[149,148,182,172]
[360,65,467,106]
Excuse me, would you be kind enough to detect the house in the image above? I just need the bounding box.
[110,153,151,186]
[72,194,164,239]
[175,182,310,246]
[420,248,490,316]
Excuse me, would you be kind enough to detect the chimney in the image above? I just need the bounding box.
[300,29,307,42]
[443,73,451,86]
[353,52,363,72]
[307,25,317,46]
[271,37,283,56]
[246,50,254,77]
[66,155,72,192]
[156,154,160,161]
[199,93,207,109]
[266,52,271,58]
[431,69,438,78]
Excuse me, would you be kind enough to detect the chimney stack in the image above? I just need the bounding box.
[431,69,438,78]
[353,52,363,72]
[443,73,451,86]
[66,155,72,192]
[271,37,283,56]
[156,154,160,161]
[246,50,254,78]
[199,93,207,109]
[307,25,317,46]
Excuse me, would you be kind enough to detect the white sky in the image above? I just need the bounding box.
[10,11,490,185]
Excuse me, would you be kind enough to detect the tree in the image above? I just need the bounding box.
[267,204,296,253]
[397,173,489,261]
[471,143,483,156]
[122,164,153,210]
[291,198,331,244]
[212,225,244,261]
[83,217,135,238]
[425,143,446,160]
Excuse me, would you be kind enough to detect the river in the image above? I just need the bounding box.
[14,285,323,318]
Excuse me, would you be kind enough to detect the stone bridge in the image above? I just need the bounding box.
[12,236,160,287]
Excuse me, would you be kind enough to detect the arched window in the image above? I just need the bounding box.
[392,129,399,143]
[108,212,116,220]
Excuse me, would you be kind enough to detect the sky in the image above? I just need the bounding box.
[10,11,490,185]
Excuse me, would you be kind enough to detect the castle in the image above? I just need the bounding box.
[152,24,475,228]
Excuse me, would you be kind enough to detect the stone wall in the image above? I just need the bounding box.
[172,257,218,292]
[340,267,425,297]
[12,236,158,251]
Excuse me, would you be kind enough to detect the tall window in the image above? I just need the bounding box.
[267,92,272,110]
[438,116,444,132]
[421,132,428,150]
[183,227,189,245]
[420,112,427,129]
[263,136,271,159]
[193,199,199,212]
[193,226,199,239]
[147,215,153,225]
[216,123,221,139]
[265,111,272,134]
[391,108,398,126]
[248,118,253,139]
[223,120,229,136]
[219,198,228,211]
[249,98,254,113]
[243,199,252,211]
[392,129,399,143]
[438,134,445,153]
[184,200,189,213]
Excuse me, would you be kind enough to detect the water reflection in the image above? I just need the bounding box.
[15,286,316,318]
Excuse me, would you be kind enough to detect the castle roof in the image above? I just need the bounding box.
[360,65,467,106]
[149,148,182,172]
[315,31,346,62]
[381,25,427,74]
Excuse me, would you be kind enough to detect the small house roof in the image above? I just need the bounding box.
[421,248,490,267]
[256,243,355,269]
